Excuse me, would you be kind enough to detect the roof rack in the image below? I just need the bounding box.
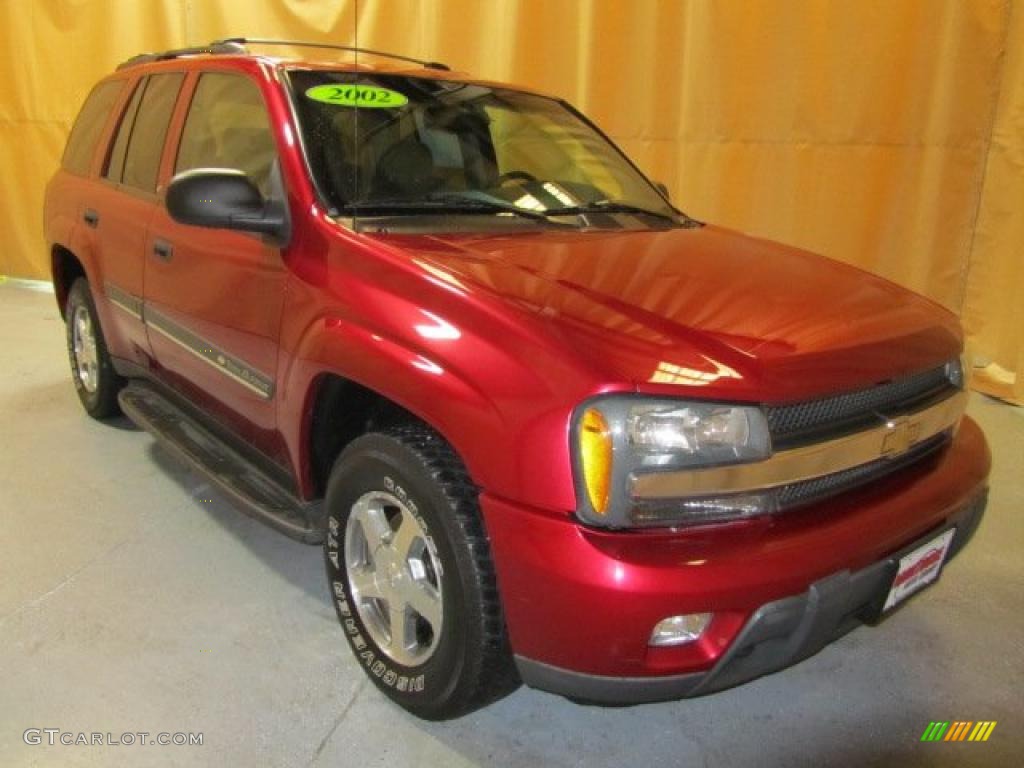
[216,38,451,71]
[117,41,246,70]
[117,37,450,71]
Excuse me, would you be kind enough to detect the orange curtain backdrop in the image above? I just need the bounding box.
[0,0,1020,399]
[961,1,1024,403]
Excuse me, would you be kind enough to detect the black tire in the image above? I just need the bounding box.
[323,425,518,719]
[65,277,123,419]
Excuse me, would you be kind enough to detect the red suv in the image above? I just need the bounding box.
[44,38,990,719]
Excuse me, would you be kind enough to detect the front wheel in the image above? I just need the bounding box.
[323,426,518,719]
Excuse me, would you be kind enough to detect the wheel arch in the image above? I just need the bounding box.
[298,362,504,503]
[305,372,440,498]
[51,244,87,319]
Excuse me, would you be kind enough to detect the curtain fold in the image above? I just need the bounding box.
[0,0,1019,399]
[961,1,1024,403]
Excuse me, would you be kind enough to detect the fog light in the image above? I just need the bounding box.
[649,613,712,647]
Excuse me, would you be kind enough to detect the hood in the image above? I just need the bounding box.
[373,224,961,403]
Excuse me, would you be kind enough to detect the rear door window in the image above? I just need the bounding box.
[105,73,184,193]
[105,80,145,184]
[62,80,125,176]
[121,74,185,192]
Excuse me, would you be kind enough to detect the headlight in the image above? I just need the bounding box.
[572,396,771,528]
[628,403,769,461]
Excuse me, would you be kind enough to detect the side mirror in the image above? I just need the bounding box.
[166,169,288,243]
[655,181,671,201]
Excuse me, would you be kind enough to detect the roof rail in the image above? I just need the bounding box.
[117,41,247,70]
[117,37,451,72]
[213,37,451,71]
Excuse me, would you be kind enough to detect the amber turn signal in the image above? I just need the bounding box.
[580,408,612,514]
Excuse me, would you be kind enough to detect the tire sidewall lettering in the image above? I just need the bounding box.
[326,472,440,698]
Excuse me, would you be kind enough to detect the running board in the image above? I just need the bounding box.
[118,382,323,543]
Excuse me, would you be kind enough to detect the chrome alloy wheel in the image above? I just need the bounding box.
[344,491,444,666]
[71,304,99,393]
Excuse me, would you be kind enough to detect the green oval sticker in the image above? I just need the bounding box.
[305,84,408,108]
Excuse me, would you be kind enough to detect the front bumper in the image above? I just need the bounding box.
[512,492,985,704]
[480,415,990,703]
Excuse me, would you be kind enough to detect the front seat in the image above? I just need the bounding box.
[369,139,441,200]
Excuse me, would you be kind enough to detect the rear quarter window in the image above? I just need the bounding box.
[62,80,125,176]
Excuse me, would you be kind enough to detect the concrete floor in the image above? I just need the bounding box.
[0,280,1021,768]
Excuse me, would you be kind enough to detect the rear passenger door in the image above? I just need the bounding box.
[92,73,184,365]
[144,70,287,454]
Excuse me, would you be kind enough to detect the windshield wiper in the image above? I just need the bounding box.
[347,196,551,221]
[541,201,680,223]
[346,195,681,225]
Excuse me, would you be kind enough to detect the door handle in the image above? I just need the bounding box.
[83,208,99,228]
[152,239,174,262]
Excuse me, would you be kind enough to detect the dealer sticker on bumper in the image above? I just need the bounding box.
[883,528,956,612]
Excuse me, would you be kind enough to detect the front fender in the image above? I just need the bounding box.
[278,306,588,513]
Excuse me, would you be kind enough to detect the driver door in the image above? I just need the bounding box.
[144,70,287,454]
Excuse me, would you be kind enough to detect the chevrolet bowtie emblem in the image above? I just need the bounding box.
[880,416,922,458]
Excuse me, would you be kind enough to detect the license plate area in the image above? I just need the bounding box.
[882,528,956,612]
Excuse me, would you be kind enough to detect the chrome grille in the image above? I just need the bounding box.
[766,364,956,448]
[775,433,950,511]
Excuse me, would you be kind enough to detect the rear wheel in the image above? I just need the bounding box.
[65,278,123,419]
[323,425,518,719]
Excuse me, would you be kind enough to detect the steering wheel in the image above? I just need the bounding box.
[496,170,538,186]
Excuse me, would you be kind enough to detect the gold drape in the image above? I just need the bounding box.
[1,0,1020,400]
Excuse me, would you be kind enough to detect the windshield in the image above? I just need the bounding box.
[287,70,680,228]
